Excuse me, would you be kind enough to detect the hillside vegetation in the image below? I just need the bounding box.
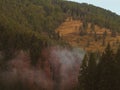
[60,1,120,32]
[0,0,66,65]
[0,0,120,64]
[0,0,120,65]
[56,17,120,52]
[0,0,120,90]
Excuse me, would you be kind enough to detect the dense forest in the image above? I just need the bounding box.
[60,1,120,31]
[0,0,66,65]
[76,44,120,90]
[0,0,120,90]
[0,0,120,61]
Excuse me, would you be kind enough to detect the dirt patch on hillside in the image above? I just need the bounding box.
[56,17,120,52]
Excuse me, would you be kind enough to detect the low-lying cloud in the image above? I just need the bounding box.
[0,46,85,90]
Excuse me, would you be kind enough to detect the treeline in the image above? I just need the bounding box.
[0,0,65,37]
[76,44,120,90]
[0,0,66,66]
[0,0,120,66]
[59,1,120,32]
[0,22,51,66]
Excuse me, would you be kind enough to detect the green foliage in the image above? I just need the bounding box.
[0,0,66,64]
[77,44,120,90]
[96,44,117,90]
[60,1,120,32]
[0,0,120,63]
[1,0,120,89]
[78,53,97,90]
[77,54,88,90]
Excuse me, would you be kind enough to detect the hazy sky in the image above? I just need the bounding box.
[68,0,120,15]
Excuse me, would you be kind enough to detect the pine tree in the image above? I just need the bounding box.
[83,21,88,31]
[77,53,97,90]
[103,30,107,38]
[77,54,88,90]
[97,43,118,90]
[115,46,120,90]
[111,31,117,37]
[86,53,97,90]
[91,23,95,32]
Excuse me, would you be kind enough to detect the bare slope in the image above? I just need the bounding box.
[56,17,120,52]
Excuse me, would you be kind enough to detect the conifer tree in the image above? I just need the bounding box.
[77,54,88,90]
[115,46,120,90]
[97,43,117,90]
[86,53,97,90]
[91,23,95,32]
[78,53,97,90]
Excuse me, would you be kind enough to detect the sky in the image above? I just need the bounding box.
[68,0,120,15]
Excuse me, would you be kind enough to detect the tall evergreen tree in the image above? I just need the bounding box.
[77,53,97,90]
[86,53,97,90]
[115,46,120,90]
[77,54,88,90]
[97,43,117,90]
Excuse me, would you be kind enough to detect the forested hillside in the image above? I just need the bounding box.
[0,0,66,65]
[76,44,120,90]
[0,0,120,56]
[0,0,120,90]
[0,0,65,33]
[59,1,120,32]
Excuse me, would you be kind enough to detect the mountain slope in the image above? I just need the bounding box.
[56,17,120,52]
[0,0,66,63]
[0,0,120,90]
[59,1,120,32]
[0,0,120,61]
